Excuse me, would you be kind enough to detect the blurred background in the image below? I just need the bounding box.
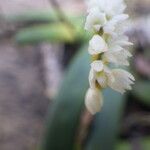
[0,0,149,150]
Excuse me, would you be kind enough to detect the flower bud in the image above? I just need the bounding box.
[85,88,103,114]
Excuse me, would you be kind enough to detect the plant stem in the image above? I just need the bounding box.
[49,0,74,28]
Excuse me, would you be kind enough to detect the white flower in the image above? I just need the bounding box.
[85,8,128,36]
[89,60,104,88]
[111,35,133,46]
[87,0,126,18]
[89,68,97,89]
[108,69,135,93]
[103,14,129,35]
[85,88,103,114]
[106,35,133,50]
[103,35,133,66]
[103,50,130,66]
[84,0,135,114]
[88,35,108,55]
[89,61,135,93]
[91,60,104,72]
[85,7,106,32]
[89,61,114,88]
[85,0,128,36]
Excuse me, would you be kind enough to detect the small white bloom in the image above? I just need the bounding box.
[90,61,113,88]
[85,7,106,32]
[103,50,130,66]
[85,88,103,114]
[91,60,104,72]
[104,14,128,35]
[84,0,135,114]
[88,35,108,55]
[113,35,133,46]
[85,5,128,36]
[89,68,109,89]
[89,62,135,93]
[103,35,133,66]
[107,35,132,50]
[89,68,97,89]
[111,20,130,37]
[96,72,108,88]
[87,0,126,17]
[108,69,135,94]
[89,60,104,89]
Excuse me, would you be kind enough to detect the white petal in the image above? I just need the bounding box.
[109,35,133,47]
[85,88,103,114]
[87,0,99,12]
[87,0,126,17]
[85,7,106,32]
[120,69,135,81]
[108,69,135,93]
[105,0,126,16]
[115,20,129,35]
[93,25,101,31]
[103,23,115,35]
[88,35,108,55]
[104,14,128,35]
[97,73,108,88]
[103,48,131,66]
[123,49,132,57]
[89,68,96,89]
[91,60,104,72]
[107,72,115,86]
[112,14,129,23]
[116,36,133,46]
[110,45,123,52]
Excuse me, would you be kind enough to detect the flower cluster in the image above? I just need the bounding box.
[84,0,135,114]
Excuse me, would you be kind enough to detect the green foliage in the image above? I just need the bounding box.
[15,18,89,44]
[142,137,150,150]
[4,10,57,23]
[132,81,150,106]
[15,23,75,44]
[117,137,150,150]
[5,11,90,44]
[4,9,149,150]
[42,45,90,150]
[41,44,126,150]
[10,10,150,150]
[86,89,125,150]
[117,140,131,150]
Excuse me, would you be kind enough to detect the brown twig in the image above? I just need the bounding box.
[75,109,94,150]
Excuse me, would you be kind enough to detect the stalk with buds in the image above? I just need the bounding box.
[85,0,135,114]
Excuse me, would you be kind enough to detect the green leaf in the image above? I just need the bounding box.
[42,45,90,150]
[142,137,150,150]
[13,13,90,45]
[86,89,125,150]
[4,10,57,23]
[15,22,89,45]
[4,10,83,24]
[117,137,150,150]
[15,23,75,44]
[117,140,131,150]
[132,81,150,106]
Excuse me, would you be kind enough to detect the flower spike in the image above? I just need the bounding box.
[84,0,135,114]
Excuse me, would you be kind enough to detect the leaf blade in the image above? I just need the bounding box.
[42,45,90,150]
[86,89,125,150]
